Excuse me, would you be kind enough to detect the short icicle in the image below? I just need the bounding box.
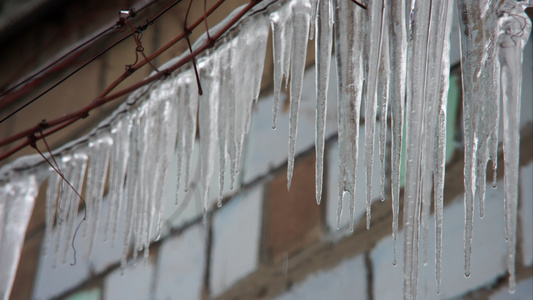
[43,168,61,256]
[270,3,293,129]
[86,133,112,256]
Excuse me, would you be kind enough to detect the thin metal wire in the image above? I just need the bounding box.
[0,0,263,164]
[0,0,184,123]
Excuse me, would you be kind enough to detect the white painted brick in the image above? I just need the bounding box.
[275,255,367,300]
[243,61,338,183]
[520,162,533,266]
[490,277,533,300]
[104,259,155,300]
[209,185,263,297]
[154,223,208,300]
[372,182,508,299]
[325,131,384,236]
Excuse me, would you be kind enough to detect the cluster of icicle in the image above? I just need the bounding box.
[0,0,531,299]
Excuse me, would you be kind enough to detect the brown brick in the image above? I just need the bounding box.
[265,153,323,263]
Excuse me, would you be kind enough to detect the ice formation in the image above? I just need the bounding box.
[0,0,531,299]
[0,174,38,300]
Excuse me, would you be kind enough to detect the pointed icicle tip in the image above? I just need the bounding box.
[492,168,498,188]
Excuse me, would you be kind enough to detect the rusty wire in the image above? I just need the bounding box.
[0,0,263,163]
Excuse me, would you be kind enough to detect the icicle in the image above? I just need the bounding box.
[377,14,390,204]
[430,0,454,293]
[0,174,38,300]
[235,16,269,177]
[498,1,531,292]
[198,52,219,220]
[121,112,140,269]
[334,0,365,231]
[403,1,431,298]
[43,168,61,255]
[363,0,385,230]
[53,154,73,267]
[420,0,453,268]
[270,4,293,129]
[139,98,159,258]
[287,0,311,190]
[174,73,191,202]
[86,132,112,256]
[182,71,199,192]
[226,39,238,190]
[61,151,88,264]
[457,0,501,277]
[314,0,333,204]
[217,41,232,205]
[309,0,318,40]
[107,116,131,246]
[147,80,178,240]
[388,0,407,266]
[250,17,269,104]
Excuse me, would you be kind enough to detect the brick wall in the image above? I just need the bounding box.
[2,2,532,300]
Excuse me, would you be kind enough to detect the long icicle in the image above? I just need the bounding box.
[334,0,365,230]
[432,0,454,293]
[377,2,390,204]
[498,1,531,292]
[457,0,501,278]
[403,1,431,298]
[314,0,333,204]
[287,0,312,190]
[363,0,384,230]
[388,0,407,266]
